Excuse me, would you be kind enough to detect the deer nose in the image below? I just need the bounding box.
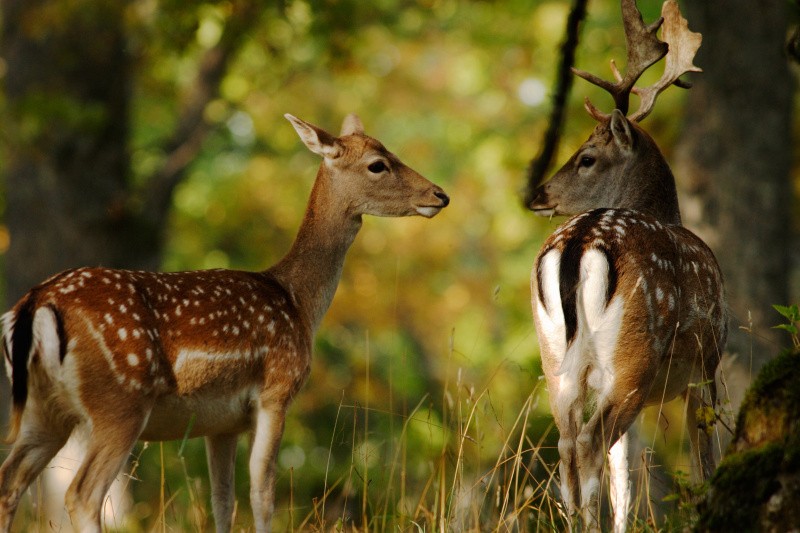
[434,190,450,207]
[528,188,549,210]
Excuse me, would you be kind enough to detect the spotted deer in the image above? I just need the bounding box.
[528,1,726,531]
[0,114,449,532]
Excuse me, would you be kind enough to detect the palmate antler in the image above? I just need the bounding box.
[573,0,702,122]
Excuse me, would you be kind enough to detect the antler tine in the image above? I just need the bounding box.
[629,0,702,122]
[573,0,667,120]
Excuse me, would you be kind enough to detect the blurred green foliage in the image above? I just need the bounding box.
[0,0,729,530]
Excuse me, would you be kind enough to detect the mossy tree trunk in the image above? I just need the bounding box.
[698,349,800,532]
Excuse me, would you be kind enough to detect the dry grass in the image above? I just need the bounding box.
[2,339,730,533]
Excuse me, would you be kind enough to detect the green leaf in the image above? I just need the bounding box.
[773,304,800,322]
[773,323,799,336]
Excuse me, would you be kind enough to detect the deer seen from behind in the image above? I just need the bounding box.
[528,1,726,531]
[0,114,449,533]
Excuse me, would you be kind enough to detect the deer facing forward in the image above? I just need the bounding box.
[529,1,726,531]
[0,114,449,532]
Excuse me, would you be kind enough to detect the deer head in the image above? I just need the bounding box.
[529,0,701,227]
[530,109,681,224]
[285,114,449,220]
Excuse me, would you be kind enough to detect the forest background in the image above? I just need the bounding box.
[0,0,797,530]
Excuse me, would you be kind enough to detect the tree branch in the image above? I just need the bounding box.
[143,0,263,230]
[523,0,589,208]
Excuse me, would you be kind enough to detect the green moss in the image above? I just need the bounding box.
[732,349,800,451]
[698,443,782,531]
[696,349,800,532]
[739,349,800,414]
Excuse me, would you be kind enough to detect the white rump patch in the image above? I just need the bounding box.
[579,250,624,398]
[534,250,566,370]
[33,307,63,378]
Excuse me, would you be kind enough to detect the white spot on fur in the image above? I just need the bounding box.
[127,353,139,366]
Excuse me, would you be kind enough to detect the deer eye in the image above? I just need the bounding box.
[579,155,596,168]
[368,161,388,173]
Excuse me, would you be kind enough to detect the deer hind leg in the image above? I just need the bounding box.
[0,404,71,532]
[64,415,146,533]
[608,431,630,533]
[206,432,239,533]
[249,403,287,533]
[547,371,583,521]
[557,420,581,521]
[576,392,645,533]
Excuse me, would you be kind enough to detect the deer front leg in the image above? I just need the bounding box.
[206,433,239,533]
[249,405,287,533]
[684,380,717,482]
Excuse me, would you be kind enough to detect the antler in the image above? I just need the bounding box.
[573,0,701,123]
[629,0,702,121]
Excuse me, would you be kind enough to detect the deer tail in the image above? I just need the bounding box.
[2,294,38,443]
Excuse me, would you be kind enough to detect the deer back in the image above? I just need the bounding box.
[3,267,311,426]
[534,207,726,405]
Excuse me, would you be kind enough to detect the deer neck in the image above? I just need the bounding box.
[620,128,683,226]
[268,168,362,332]
[619,154,682,226]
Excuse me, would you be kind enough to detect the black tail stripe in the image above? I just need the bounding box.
[11,296,36,410]
[559,236,584,347]
[536,256,548,314]
[600,245,619,306]
[557,209,620,347]
[47,304,68,363]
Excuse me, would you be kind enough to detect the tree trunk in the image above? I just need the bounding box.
[674,0,795,417]
[2,0,151,305]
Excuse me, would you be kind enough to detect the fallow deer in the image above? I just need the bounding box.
[0,114,449,532]
[529,1,726,531]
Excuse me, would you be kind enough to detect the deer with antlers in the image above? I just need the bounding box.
[529,1,726,531]
[0,114,449,532]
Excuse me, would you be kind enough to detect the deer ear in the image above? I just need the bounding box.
[340,114,365,136]
[610,109,635,153]
[285,114,342,159]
